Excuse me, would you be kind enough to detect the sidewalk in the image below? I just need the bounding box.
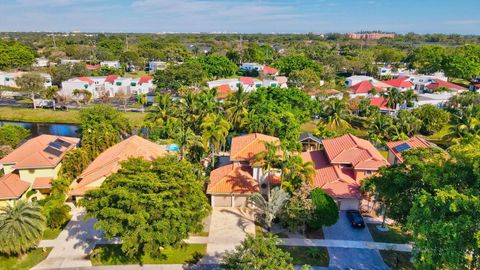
[280,238,412,252]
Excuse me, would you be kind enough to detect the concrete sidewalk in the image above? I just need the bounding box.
[280,238,412,252]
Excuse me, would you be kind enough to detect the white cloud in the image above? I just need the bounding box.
[446,20,480,25]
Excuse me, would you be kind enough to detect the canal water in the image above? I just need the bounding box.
[0,121,80,138]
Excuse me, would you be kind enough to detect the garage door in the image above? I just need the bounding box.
[234,196,248,207]
[213,195,232,207]
[339,198,359,210]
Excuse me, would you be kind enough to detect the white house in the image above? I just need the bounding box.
[149,61,168,73]
[263,76,288,88]
[378,66,393,77]
[130,76,155,95]
[33,58,49,67]
[345,75,375,87]
[100,61,121,69]
[60,59,82,65]
[0,72,52,89]
[207,79,241,91]
[240,63,263,71]
[61,77,96,98]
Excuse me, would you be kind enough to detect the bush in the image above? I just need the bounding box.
[307,188,339,230]
[41,194,71,229]
[0,124,30,148]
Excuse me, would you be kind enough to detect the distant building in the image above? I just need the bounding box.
[148,61,168,73]
[60,59,82,65]
[386,136,435,164]
[0,72,52,92]
[240,63,263,72]
[33,58,49,67]
[100,60,121,69]
[347,32,395,40]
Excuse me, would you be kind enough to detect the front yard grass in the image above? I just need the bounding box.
[279,246,329,267]
[0,248,52,270]
[367,223,412,244]
[255,224,289,238]
[380,250,414,270]
[90,244,206,266]
[305,227,324,239]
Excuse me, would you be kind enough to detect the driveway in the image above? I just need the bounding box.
[204,208,255,263]
[34,207,102,269]
[323,211,389,270]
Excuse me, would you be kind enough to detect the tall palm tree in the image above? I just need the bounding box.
[200,113,230,167]
[254,141,282,198]
[282,156,315,194]
[381,88,403,110]
[137,94,147,113]
[368,114,393,144]
[44,85,60,110]
[145,93,178,134]
[322,98,351,130]
[401,89,418,108]
[225,85,249,131]
[248,187,289,231]
[0,200,46,256]
[173,125,202,160]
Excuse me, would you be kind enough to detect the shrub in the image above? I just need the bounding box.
[307,188,339,230]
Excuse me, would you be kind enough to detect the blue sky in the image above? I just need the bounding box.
[1,0,480,34]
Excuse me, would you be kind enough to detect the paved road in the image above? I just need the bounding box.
[323,211,390,270]
[204,208,255,263]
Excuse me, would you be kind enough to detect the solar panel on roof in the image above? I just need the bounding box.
[394,143,411,153]
[54,139,72,147]
[43,146,63,157]
[48,142,62,149]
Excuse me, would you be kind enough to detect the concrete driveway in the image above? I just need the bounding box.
[323,211,389,270]
[204,208,255,263]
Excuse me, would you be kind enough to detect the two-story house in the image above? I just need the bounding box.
[0,135,80,206]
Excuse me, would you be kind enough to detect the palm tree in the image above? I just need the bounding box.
[368,114,393,145]
[401,89,418,108]
[0,200,46,256]
[200,113,230,167]
[381,88,403,110]
[225,85,249,131]
[173,125,202,160]
[137,94,147,113]
[44,85,60,110]
[282,156,315,194]
[254,141,282,198]
[145,93,177,132]
[322,98,351,130]
[248,187,289,231]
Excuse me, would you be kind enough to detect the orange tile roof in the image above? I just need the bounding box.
[32,177,53,189]
[263,66,279,75]
[70,135,167,196]
[216,84,234,100]
[301,151,361,198]
[370,97,394,110]
[0,135,80,169]
[386,136,433,163]
[138,75,153,84]
[78,77,94,84]
[384,77,413,88]
[230,133,280,162]
[426,79,466,91]
[275,76,288,85]
[322,134,389,170]
[105,75,120,84]
[350,80,383,94]
[0,173,30,200]
[207,163,259,194]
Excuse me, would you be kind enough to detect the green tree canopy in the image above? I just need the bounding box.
[154,59,207,91]
[307,188,339,229]
[199,54,238,79]
[413,104,451,135]
[0,40,35,69]
[0,124,30,148]
[273,55,323,77]
[80,157,210,261]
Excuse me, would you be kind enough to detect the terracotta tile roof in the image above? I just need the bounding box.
[0,173,30,200]
[230,133,280,162]
[0,135,80,169]
[207,163,259,194]
[32,177,53,189]
[86,64,101,70]
[77,77,94,84]
[263,66,279,75]
[383,77,413,88]
[322,134,389,169]
[266,174,282,185]
[216,84,234,99]
[239,77,254,85]
[301,151,361,198]
[373,80,394,88]
[275,76,288,85]
[71,135,167,196]
[350,80,383,94]
[105,75,120,84]
[138,75,153,84]
[426,79,466,91]
[370,97,394,110]
[386,136,433,163]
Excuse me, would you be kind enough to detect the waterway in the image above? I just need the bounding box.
[0,121,80,137]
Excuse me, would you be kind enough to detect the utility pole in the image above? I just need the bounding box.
[52,33,56,48]
[125,34,129,51]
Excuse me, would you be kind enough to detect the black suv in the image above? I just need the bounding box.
[346,210,365,228]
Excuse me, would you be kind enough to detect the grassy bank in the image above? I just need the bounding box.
[0,107,145,127]
[367,224,412,244]
[0,248,52,270]
[279,246,329,267]
[90,244,206,266]
[380,250,414,270]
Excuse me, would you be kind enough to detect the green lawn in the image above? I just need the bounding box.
[367,224,412,244]
[300,121,317,133]
[90,244,206,266]
[380,250,414,270]
[0,107,145,127]
[42,228,63,240]
[0,248,52,270]
[279,246,329,267]
[255,225,289,238]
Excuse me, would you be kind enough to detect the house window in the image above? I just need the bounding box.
[131,82,137,86]
[271,83,277,87]
[365,170,372,176]
[256,84,262,87]
[84,84,89,89]
[116,82,122,86]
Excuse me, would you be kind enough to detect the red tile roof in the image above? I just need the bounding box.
[0,173,30,200]
[263,66,279,75]
[322,134,389,169]
[230,133,280,162]
[105,75,120,84]
[383,77,413,88]
[216,84,234,99]
[301,151,361,198]
[70,135,167,196]
[386,136,433,163]
[370,97,394,110]
[32,177,53,189]
[0,135,80,169]
[86,64,101,70]
[138,75,153,85]
[239,77,254,85]
[275,76,288,85]
[426,79,466,91]
[207,163,259,194]
[350,80,383,94]
[77,77,94,84]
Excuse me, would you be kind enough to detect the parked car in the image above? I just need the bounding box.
[346,210,365,228]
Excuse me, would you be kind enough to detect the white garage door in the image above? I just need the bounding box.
[338,198,359,210]
[212,195,232,207]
